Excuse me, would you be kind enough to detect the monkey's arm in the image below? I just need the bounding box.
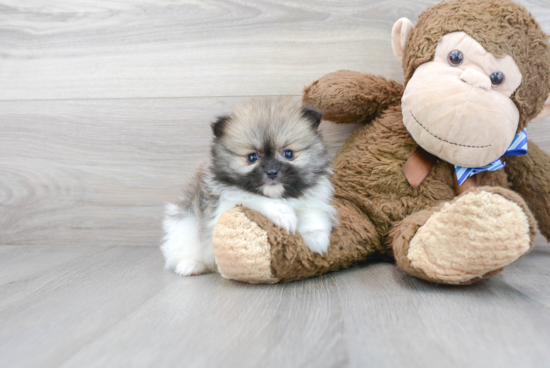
[504,141,550,240]
[302,70,404,125]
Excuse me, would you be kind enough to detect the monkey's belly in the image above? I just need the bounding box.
[332,108,507,245]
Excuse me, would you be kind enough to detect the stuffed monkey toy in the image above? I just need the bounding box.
[211,0,550,285]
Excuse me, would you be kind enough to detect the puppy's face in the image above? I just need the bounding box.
[211,98,330,199]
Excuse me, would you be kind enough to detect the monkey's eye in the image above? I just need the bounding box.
[448,50,464,66]
[247,152,259,164]
[283,149,294,160]
[490,72,505,86]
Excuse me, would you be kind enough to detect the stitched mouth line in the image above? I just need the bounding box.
[409,111,491,149]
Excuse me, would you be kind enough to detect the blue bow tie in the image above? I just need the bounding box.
[455,129,528,186]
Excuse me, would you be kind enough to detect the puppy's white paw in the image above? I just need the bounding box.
[300,230,331,254]
[265,203,297,234]
[174,260,210,276]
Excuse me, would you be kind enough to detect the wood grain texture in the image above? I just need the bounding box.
[0,97,359,246]
[0,244,549,368]
[2,2,550,367]
[0,0,549,248]
[0,0,548,100]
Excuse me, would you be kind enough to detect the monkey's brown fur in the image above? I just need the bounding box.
[212,0,550,284]
[404,0,550,127]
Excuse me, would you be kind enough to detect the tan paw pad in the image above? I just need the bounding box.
[213,207,280,283]
[408,191,531,283]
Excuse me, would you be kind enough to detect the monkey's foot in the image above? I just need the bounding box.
[393,187,537,284]
[212,205,370,284]
[212,207,281,284]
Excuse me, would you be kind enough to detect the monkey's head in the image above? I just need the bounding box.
[393,0,550,167]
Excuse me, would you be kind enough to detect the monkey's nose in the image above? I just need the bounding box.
[266,169,279,179]
[460,68,491,91]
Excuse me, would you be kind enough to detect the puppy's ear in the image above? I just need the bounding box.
[211,115,230,138]
[301,107,323,130]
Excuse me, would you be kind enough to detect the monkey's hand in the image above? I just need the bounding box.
[302,70,404,125]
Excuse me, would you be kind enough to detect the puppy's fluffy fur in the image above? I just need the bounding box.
[161,98,336,276]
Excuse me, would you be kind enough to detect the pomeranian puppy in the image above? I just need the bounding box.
[161,97,336,276]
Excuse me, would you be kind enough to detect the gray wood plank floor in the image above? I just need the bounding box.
[1,241,549,368]
[2,1,550,367]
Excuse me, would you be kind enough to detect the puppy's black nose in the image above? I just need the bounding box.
[266,169,279,179]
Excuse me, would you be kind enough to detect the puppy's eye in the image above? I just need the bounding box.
[247,152,259,164]
[448,50,464,66]
[283,149,294,160]
[490,72,505,86]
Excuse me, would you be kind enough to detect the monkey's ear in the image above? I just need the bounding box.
[301,107,323,130]
[211,115,230,138]
[532,96,550,123]
[391,18,415,60]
